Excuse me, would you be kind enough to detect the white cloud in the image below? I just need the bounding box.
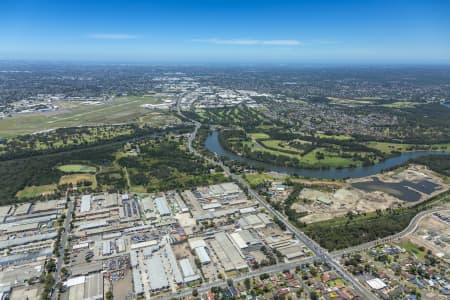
[261,40,302,45]
[191,38,301,46]
[88,33,141,40]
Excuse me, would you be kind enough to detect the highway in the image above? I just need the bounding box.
[176,94,378,300]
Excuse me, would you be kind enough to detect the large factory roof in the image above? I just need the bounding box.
[188,237,207,250]
[0,232,57,250]
[146,255,169,291]
[155,196,171,216]
[84,272,104,300]
[132,269,144,295]
[80,195,92,213]
[78,220,108,231]
[195,246,211,264]
[214,232,247,271]
[164,243,183,284]
[179,258,200,282]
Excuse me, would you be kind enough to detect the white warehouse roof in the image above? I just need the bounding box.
[179,258,200,282]
[195,246,211,264]
[80,195,92,213]
[188,238,207,250]
[178,258,195,277]
[65,276,86,287]
[132,269,143,295]
[155,197,171,216]
[366,278,387,290]
[147,255,169,291]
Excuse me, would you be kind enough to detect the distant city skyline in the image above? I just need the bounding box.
[1,0,450,63]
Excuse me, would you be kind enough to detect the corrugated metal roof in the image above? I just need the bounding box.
[65,276,86,287]
[147,255,169,291]
[80,195,91,213]
[132,269,143,295]
[0,232,57,250]
[155,197,171,216]
[178,258,195,277]
[78,220,108,231]
[164,243,183,284]
[195,246,211,264]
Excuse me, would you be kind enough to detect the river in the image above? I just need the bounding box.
[205,131,450,179]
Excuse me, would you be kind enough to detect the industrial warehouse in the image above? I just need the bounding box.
[0,182,310,299]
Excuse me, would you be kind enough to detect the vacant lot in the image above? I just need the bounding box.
[16,184,57,199]
[59,174,97,188]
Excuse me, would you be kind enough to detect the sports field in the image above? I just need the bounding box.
[57,164,97,173]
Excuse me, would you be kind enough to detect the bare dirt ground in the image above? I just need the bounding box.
[292,164,449,224]
[293,187,403,223]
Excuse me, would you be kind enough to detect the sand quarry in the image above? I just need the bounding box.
[292,165,449,223]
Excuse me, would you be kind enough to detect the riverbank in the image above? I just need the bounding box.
[205,130,450,179]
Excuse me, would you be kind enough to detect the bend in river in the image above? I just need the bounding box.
[205,131,450,179]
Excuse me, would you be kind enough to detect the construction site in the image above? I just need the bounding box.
[292,164,449,223]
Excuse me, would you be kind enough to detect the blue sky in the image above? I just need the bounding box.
[1,0,449,63]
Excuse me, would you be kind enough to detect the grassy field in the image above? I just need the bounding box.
[328,97,375,105]
[366,141,450,154]
[16,184,57,199]
[0,95,164,137]
[259,139,306,154]
[302,148,357,167]
[244,172,283,187]
[249,132,270,139]
[381,101,420,108]
[136,111,180,127]
[57,164,97,173]
[316,133,352,140]
[59,174,97,189]
[400,241,426,261]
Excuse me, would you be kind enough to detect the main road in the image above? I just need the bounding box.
[52,195,74,300]
[176,94,378,300]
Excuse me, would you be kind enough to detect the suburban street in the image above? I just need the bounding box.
[154,256,316,300]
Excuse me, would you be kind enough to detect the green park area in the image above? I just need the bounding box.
[57,164,97,173]
[365,141,450,155]
[222,130,376,169]
[400,241,427,261]
[118,136,226,192]
[16,184,57,199]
